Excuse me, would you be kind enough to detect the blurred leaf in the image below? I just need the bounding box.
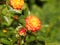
[0,30,7,37]
[0,38,11,44]
[45,42,60,45]
[26,36,36,43]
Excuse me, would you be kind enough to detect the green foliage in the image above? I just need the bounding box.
[0,0,60,45]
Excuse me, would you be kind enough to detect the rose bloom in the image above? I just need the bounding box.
[10,0,24,10]
[25,15,41,32]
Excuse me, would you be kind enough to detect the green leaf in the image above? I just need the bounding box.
[26,36,35,43]
[0,44,3,45]
[2,16,13,26]
[45,42,60,45]
[8,6,22,14]
[0,38,11,44]
[0,30,7,37]
[2,7,8,15]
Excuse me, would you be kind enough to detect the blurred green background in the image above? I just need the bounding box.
[0,0,60,45]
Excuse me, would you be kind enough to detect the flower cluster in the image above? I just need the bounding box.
[18,15,41,36]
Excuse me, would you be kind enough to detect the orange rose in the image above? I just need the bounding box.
[10,0,24,10]
[25,15,41,32]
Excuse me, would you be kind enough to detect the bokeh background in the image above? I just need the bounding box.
[0,0,60,45]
